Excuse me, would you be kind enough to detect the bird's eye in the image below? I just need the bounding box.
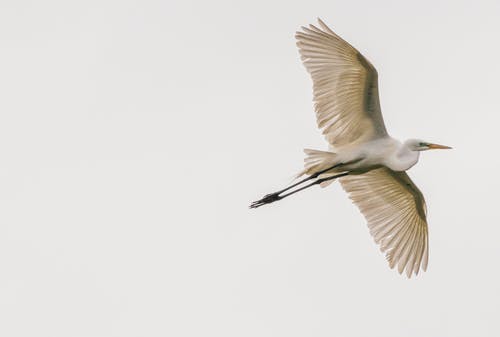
[419,142,427,147]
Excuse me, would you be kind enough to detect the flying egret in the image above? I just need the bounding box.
[250,18,451,277]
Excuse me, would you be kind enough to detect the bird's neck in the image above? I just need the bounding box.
[390,145,419,171]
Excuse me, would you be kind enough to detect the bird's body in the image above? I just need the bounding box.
[250,19,450,277]
[306,138,419,176]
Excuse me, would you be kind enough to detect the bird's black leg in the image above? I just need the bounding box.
[249,163,342,209]
[277,172,349,200]
[249,171,348,208]
[274,163,343,195]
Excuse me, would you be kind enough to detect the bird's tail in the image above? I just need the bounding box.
[297,149,339,188]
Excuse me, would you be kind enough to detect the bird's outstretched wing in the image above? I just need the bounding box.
[296,19,388,148]
[340,168,429,277]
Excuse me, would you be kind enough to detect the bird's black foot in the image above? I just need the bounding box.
[249,192,282,208]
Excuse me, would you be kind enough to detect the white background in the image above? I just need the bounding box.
[0,0,499,336]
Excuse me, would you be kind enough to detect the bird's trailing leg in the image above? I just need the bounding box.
[248,163,343,209]
[249,171,348,208]
[271,162,344,195]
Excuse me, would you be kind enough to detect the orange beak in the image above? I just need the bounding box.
[427,143,452,150]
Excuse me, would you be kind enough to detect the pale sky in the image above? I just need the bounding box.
[0,0,499,336]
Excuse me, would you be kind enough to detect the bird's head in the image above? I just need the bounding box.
[405,139,452,152]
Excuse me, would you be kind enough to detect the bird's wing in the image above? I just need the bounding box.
[296,19,388,148]
[339,168,428,277]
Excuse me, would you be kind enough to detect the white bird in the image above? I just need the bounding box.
[250,18,451,278]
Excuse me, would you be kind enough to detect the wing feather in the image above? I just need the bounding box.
[340,168,429,277]
[296,18,388,148]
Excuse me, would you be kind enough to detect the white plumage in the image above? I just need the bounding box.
[250,19,450,278]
